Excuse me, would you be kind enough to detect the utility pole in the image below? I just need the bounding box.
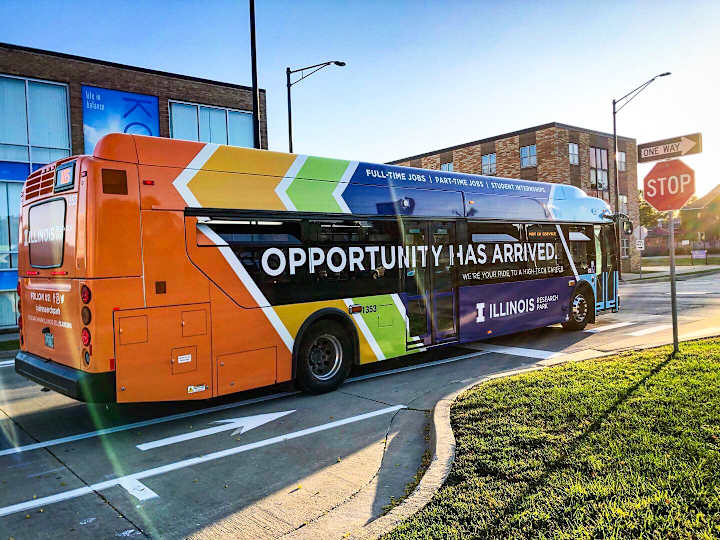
[249,0,261,149]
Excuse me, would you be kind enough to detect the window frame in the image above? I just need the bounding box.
[621,237,630,259]
[589,147,609,191]
[520,144,537,168]
[168,99,254,147]
[568,142,579,165]
[440,161,453,172]
[481,153,496,175]
[0,73,71,170]
[617,150,626,172]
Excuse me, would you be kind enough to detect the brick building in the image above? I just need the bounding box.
[389,122,640,273]
[0,42,268,328]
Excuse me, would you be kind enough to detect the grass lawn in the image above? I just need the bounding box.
[387,338,720,539]
[643,255,720,266]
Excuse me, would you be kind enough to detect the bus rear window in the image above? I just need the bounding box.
[28,199,66,268]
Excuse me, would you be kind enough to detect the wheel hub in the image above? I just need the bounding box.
[308,334,343,381]
[572,294,588,323]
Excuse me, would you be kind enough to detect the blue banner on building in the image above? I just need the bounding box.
[82,85,159,154]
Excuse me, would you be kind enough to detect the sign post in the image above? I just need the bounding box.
[643,159,696,355]
[668,211,678,354]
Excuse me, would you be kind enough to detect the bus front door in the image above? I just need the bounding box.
[403,221,458,349]
[594,224,618,311]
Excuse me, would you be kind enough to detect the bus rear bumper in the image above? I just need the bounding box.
[14,351,116,403]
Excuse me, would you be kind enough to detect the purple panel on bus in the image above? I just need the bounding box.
[351,163,552,200]
[458,276,573,342]
[341,184,464,216]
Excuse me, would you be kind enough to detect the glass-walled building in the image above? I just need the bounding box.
[0,42,268,329]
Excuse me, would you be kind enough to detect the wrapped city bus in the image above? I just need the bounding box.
[15,133,620,402]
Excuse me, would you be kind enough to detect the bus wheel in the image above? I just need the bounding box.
[296,320,353,393]
[562,289,591,331]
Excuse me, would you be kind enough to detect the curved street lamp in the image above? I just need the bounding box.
[286,60,346,153]
[612,72,671,278]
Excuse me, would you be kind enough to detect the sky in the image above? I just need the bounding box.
[2,0,719,196]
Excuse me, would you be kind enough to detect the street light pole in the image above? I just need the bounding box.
[249,0,261,149]
[612,72,670,279]
[286,60,346,153]
[286,67,293,153]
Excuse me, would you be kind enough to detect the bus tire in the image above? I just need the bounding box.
[296,320,353,394]
[562,288,592,331]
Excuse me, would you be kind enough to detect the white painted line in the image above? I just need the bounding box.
[137,410,294,451]
[0,348,493,457]
[0,404,406,517]
[666,291,708,296]
[626,324,672,337]
[584,321,635,333]
[679,327,720,340]
[0,390,300,457]
[463,343,564,360]
[346,351,491,383]
[0,360,14,368]
[118,478,159,501]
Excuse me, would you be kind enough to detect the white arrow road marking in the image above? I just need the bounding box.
[0,390,299,457]
[136,410,294,451]
[680,136,697,155]
[118,478,159,501]
[0,360,14,368]
[0,404,405,517]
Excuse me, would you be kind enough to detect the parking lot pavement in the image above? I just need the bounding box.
[1,274,720,539]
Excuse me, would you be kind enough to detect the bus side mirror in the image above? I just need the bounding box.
[622,220,634,236]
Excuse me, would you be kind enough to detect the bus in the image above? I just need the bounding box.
[15,133,622,403]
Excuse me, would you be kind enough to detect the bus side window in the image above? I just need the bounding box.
[567,225,594,275]
[466,221,524,285]
[525,224,572,278]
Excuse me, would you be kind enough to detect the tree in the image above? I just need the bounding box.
[638,189,662,228]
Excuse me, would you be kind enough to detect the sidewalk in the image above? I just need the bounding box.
[623,265,720,281]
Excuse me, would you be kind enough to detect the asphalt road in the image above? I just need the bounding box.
[1,274,719,539]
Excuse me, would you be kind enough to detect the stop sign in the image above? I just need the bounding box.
[643,159,695,211]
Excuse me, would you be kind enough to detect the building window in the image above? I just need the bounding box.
[589,147,608,190]
[481,153,496,175]
[520,144,537,168]
[621,237,629,259]
[0,181,22,328]
[440,161,453,172]
[0,75,71,174]
[568,143,579,165]
[618,151,626,171]
[169,101,254,147]
[619,194,628,215]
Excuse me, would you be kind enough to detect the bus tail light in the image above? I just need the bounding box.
[109,357,115,370]
[81,327,91,347]
[83,349,91,366]
[81,306,92,325]
[81,285,91,304]
[348,304,362,314]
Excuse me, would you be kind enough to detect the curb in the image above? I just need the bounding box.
[351,365,541,540]
[353,330,720,539]
[623,268,720,283]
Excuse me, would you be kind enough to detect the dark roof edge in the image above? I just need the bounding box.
[388,121,636,164]
[0,42,264,93]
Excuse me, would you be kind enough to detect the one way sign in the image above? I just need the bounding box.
[638,133,702,163]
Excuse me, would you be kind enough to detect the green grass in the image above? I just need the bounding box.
[0,339,18,351]
[643,255,720,266]
[386,339,720,539]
